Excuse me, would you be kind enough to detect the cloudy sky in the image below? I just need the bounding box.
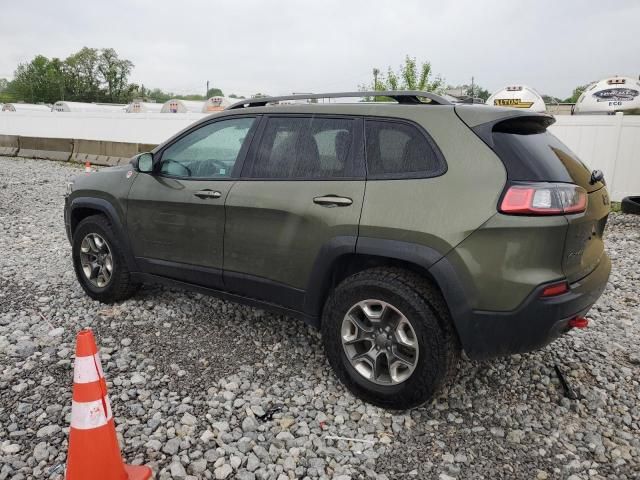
[1,0,638,98]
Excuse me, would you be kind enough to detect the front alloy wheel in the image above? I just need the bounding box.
[79,233,113,288]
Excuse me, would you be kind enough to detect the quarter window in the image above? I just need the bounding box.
[160,117,256,178]
[248,116,357,179]
[365,120,444,177]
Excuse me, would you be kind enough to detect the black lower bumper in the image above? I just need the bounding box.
[457,254,611,360]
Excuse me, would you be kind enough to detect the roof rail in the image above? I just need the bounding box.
[226,91,453,110]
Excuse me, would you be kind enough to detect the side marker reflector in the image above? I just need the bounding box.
[541,282,569,297]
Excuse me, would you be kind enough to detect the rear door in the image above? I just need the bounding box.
[223,115,365,310]
[126,116,258,288]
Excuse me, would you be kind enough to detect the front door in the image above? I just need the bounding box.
[127,116,258,288]
[223,115,366,310]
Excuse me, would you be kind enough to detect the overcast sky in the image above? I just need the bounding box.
[1,0,638,98]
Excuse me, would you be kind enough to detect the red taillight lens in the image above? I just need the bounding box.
[500,183,587,215]
[540,281,569,297]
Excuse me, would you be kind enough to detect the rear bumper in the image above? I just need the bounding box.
[457,253,611,360]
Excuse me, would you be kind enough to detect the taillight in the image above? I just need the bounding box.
[500,183,587,215]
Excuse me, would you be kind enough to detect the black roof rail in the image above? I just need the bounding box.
[226,91,453,110]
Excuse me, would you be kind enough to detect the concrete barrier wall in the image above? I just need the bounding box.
[1,110,638,200]
[0,134,19,156]
[72,140,140,166]
[17,137,74,161]
[0,135,158,166]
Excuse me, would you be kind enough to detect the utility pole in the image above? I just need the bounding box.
[471,76,475,104]
[373,68,380,102]
[206,80,209,99]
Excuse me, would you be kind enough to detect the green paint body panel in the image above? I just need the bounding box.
[359,107,506,258]
[224,180,365,289]
[69,164,133,223]
[445,213,569,311]
[126,174,232,269]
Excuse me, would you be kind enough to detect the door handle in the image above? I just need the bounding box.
[194,189,222,199]
[313,195,353,207]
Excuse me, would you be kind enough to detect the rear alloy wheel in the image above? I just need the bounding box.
[322,267,459,409]
[341,300,419,385]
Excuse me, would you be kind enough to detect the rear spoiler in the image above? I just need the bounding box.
[454,105,556,148]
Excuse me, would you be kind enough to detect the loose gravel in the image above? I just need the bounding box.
[0,156,638,480]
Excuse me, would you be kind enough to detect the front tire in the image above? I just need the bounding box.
[321,268,459,409]
[72,215,139,303]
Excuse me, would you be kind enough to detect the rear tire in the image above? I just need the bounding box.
[72,215,139,303]
[321,267,459,409]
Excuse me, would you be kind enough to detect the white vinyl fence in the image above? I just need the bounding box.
[0,110,638,200]
[549,114,640,201]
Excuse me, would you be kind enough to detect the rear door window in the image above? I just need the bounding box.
[365,119,446,178]
[247,116,361,179]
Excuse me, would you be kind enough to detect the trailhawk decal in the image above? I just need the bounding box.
[493,98,534,108]
[593,88,639,103]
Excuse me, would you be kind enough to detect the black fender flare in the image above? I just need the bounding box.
[67,197,139,272]
[303,236,473,348]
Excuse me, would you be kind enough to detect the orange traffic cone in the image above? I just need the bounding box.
[84,161,92,174]
[66,329,152,480]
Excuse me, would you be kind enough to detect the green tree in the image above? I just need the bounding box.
[97,48,134,102]
[0,77,15,102]
[564,83,591,103]
[364,56,444,93]
[63,47,101,102]
[447,83,490,101]
[146,88,172,103]
[206,87,224,97]
[542,94,563,104]
[9,55,65,103]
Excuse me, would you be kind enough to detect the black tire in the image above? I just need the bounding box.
[621,196,640,215]
[321,267,459,409]
[72,215,139,303]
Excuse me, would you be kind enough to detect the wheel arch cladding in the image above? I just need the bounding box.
[69,197,138,272]
[69,197,121,235]
[305,236,471,348]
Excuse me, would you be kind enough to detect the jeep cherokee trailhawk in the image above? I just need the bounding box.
[64,91,611,409]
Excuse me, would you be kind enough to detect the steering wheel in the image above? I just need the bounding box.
[207,159,230,175]
[161,159,192,177]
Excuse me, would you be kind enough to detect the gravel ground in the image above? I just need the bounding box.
[0,156,638,480]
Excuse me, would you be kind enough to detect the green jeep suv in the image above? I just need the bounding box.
[64,91,611,409]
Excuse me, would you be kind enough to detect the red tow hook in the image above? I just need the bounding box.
[568,316,589,329]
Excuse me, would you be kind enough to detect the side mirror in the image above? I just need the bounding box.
[136,152,154,173]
